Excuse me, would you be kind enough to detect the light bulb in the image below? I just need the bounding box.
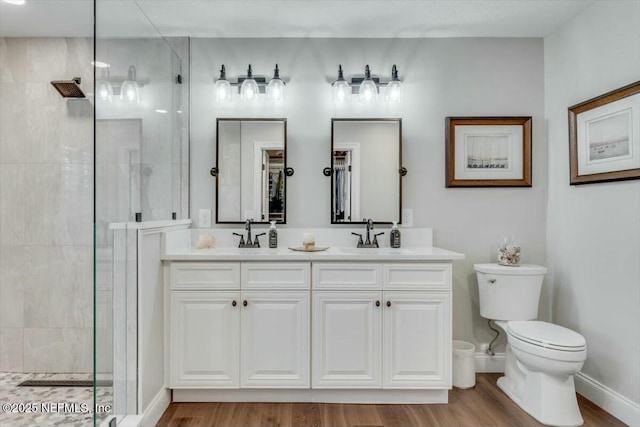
[385,65,402,104]
[267,64,285,102]
[96,80,113,102]
[241,64,259,101]
[359,65,377,103]
[214,64,231,102]
[2,0,26,5]
[120,65,140,103]
[96,66,113,103]
[386,80,402,103]
[332,65,351,105]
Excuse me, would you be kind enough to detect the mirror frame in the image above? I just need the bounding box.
[330,118,403,225]
[215,118,288,224]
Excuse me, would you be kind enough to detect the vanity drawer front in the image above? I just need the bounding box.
[384,264,451,290]
[242,263,310,289]
[171,262,240,290]
[313,263,382,290]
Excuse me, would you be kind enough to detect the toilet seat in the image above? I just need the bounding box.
[507,321,586,352]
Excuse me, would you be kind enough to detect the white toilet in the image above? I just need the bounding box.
[474,263,587,427]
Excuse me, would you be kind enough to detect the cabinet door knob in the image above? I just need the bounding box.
[386,301,391,307]
[232,300,237,307]
[243,300,248,307]
[375,300,380,307]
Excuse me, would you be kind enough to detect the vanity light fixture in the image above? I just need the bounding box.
[214,65,232,102]
[240,64,259,101]
[215,64,287,104]
[332,65,351,105]
[330,64,402,105]
[120,65,141,103]
[359,65,378,103]
[385,65,402,104]
[266,64,285,102]
[95,66,114,103]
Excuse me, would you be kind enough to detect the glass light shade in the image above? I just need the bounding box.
[385,80,403,104]
[215,79,231,102]
[120,80,140,103]
[359,79,377,103]
[96,80,113,102]
[241,78,259,101]
[267,78,285,101]
[333,80,351,104]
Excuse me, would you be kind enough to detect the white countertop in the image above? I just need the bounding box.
[161,246,465,261]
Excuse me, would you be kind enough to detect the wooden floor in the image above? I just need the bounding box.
[156,374,626,427]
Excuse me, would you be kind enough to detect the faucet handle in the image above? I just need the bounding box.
[254,232,266,246]
[351,232,364,246]
[373,232,385,247]
[232,232,245,245]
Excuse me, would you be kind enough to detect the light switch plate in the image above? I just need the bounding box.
[198,209,211,228]
[401,208,413,227]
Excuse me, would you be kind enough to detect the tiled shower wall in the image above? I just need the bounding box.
[0,38,93,373]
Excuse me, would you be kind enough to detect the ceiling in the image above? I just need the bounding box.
[0,0,596,38]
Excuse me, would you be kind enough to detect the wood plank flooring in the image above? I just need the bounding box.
[156,373,626,427]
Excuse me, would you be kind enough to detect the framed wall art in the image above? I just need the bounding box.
[568,81,640,185]
[445,116,532,187]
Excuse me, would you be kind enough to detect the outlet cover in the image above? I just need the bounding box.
[198,209,211,228]
[401,208,413,227]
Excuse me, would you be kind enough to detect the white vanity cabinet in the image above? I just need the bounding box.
[168,262,310,389]
[165,253,459,403]
[312,263,452,389]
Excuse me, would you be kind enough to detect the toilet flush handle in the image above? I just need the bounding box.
[488,278,496,284]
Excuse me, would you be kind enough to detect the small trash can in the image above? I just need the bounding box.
[452,340,476,388]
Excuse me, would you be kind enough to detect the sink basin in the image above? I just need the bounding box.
[336,247,411,255]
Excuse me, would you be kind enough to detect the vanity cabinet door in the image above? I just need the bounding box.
[382,292,451,388]
[240,291,310,388]
[170,291,240,388]
[312,291,382,388]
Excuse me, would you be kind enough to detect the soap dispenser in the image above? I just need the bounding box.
[269,221,278,248]
[390,221,401,248]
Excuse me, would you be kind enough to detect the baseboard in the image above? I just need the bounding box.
[139,388,171,427]
[575,372,640,427]
[474,352,505,373]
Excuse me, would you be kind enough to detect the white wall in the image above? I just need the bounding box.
[190,37,547,350]
[544,0,640,418]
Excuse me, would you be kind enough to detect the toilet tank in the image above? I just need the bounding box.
[474,263,547,321]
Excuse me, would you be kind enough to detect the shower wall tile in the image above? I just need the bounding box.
[0,246,25,328]
[25,38,68,83]
[22,164,93,246]
[0,83,27,164]
[23,246,93,329]
[1,38,94,374]
[0,328,23,372]
[0,38,26,83]
[0,165,25,245]
[23,328,92,373]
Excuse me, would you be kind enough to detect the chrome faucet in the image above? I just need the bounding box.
[233,219,265,248]
[351,218,385,248]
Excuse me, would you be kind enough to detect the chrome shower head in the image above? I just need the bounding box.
[50,77,85,98]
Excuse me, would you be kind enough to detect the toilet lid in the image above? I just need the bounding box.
[508,321,586,351]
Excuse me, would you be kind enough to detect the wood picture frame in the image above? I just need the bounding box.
[445,116,532,187]
[568,81,640,185]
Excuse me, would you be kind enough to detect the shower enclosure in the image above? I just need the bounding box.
[94,0,188,425]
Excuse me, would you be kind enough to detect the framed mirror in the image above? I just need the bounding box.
[331,118,403,224]
[216,118,288,224]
